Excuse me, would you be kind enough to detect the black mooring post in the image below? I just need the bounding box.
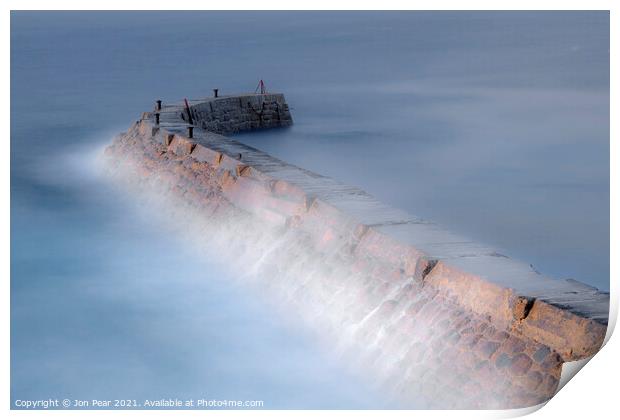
[155,113,160,125]
[213,89,219,98]
[156,100,162,110]
[188,126,194,139]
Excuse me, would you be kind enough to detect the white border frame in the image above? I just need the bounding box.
[2,2,616,419]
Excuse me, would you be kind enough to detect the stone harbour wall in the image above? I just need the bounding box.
[104,93,609,409]
[166,93,293,135]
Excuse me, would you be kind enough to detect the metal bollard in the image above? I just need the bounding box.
[188,126,194,139]
[156,100,162,110]
[155,113,160,125]
[213,89,219,98]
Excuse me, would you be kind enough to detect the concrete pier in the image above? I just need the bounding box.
[105,92,608,408]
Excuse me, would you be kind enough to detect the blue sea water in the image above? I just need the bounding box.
[11,11,609,409]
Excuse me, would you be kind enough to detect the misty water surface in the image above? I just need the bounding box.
[11,11,609,408]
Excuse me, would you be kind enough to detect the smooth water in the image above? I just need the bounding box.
[11,11,609,409]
